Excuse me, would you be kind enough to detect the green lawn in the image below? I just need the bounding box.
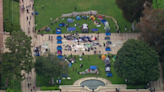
[36,55,125,87]
[34,0,133,33]
[3,0,19,24]
[38,17,117,34]
[153,0,164,9]
[11,0,20,25]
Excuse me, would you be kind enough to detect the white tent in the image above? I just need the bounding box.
[105,67,110,72]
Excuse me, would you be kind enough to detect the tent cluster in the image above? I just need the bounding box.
[102,55,113,77]
[78,66,99,75]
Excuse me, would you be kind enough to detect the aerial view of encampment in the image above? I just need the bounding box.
[0,0,164,92]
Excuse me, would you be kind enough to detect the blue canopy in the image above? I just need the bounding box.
[57,40,62,44]
[56,28,61,34]
[57,46,62,50]
[57,36,62,40]
[90,66,97,69]
[105,47,111,51]
[57,55,63,59]
[67,27,76,31]
[92,28,98,31]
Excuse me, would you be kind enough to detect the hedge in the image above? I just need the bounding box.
[7,88,22,92]
[41,86,60,90]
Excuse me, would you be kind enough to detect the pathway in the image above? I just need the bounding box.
[19,0,38,92]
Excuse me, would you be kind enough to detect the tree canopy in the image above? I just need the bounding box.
[114,39,160,84]
[116,0,152,23]
[136,7,164,62]
[0,31,34,81]
[35,53,69,85]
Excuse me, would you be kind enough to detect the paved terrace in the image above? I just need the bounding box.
[36,33,140,55]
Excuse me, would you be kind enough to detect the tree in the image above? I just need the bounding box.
[114,39,160,84]
[136,7,164,62]
[116,0,152,30]
[0,31,34,82]
[35,53,69,85]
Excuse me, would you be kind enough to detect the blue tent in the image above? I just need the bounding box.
[59,23,65,27]
[57,40,62,44]
[57,46,62,50]
[76,16,81,20]
[105,47,111,51]
[57,55,63,59]
[106,72,113,77]
[106,32,111,35]
[101,19,107,24]
[57,36,62,40]
[90,66,97,69]
[67,18,74,23]
[56,28,61,34]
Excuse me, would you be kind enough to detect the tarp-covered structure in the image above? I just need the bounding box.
[90,66,97,69]
[67,18,74,23]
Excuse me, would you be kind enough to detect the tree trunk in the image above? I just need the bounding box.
[51,77,54,85]
[132,21,135,31]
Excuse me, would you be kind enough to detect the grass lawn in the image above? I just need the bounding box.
[34,0,134,33]
[36,55,125,87]
[38,17,117,34]
[3,0,19,25]
[11,0,20,25]
[153,0,164,9]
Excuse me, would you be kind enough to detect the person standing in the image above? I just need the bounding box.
[73,67,74,71]
[27,16,28,20]
[75,68,77,71]
[75,6,76,11]
[29,21,30,25]
[103,42,105,47]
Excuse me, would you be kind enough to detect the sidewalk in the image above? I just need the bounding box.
[19,0,37,92]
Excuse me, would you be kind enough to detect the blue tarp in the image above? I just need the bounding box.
[35,12,38,15]
[106,47,111,51]
[57,40,62,44]
[92,28,98,31]
[67,27,76,31]
[76,16,81,20]
[57,46,62,50]
[101,19,107,24]
[57,55,63,59]
[106,32,111,35]
[90,66,97,69]
[62,74,68,77]
[82,16,87,19]
[69,63,72,67]
[107,72,113,77]
[57,36,62,40]
[56,28,61,34]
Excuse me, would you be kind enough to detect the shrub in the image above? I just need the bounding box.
[41,86,60,90]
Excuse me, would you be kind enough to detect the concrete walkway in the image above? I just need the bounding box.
[19,0,38,92]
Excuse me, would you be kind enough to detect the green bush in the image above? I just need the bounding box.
[7,88,22,92]
[13,0,19,2]
[41,86,60,90]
